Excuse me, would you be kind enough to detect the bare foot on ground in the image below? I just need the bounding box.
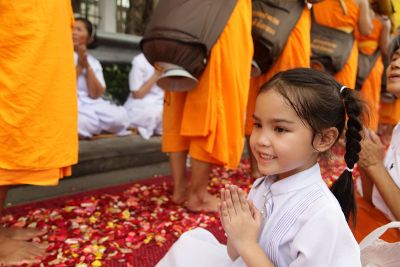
[0,227,46,241]
[172,188,189,205]
[185,193,219,212]
[0,236,47,266]
[172,182,189,205]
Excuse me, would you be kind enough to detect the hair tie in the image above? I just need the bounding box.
[340,86,347,94]
[345,166,353,173]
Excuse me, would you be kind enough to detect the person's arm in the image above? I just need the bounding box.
[377,15,392,57]
[239,243,274,267]
[132,70,161,99]
[359,130,400,220]
[75,65,84,78]
[76,45,105,99]
[357,0,373,35]
[362,161,400,220]
[86,65,106,99]
[226,239,239,261]
[359,167,374,203]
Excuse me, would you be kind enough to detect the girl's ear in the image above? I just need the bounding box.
[313,127,339,152]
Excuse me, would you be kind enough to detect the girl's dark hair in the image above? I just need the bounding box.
[388,34,400,60]
[260,68,363,222]
[75,17,98,49]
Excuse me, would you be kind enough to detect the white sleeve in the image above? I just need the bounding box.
[89,57,106,87]
[129,56,147,92]
[289,205,361,267]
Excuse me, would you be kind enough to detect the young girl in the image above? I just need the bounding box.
[157,68,363,267]
[73,18,129,138]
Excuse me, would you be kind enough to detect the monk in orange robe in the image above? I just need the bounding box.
[358,15,391,132]
[313,0,373,89]
[351,194,400,243]
[163,0,253,211]
[0,0,77,265]
[245,5,311,177]
[380,100,400,127]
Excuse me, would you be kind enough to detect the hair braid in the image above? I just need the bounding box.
[331,87,363,223]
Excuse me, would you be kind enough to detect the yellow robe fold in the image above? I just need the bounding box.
[0,0,78,185]
[245,7,311,135]
[162,0,253,169]
[358,18,384,132]
[313,0,360,89]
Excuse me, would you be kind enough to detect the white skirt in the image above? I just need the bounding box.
[156,228,235,267]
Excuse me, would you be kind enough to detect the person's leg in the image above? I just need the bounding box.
[186,158,219,212]
[0,185,45,239]
[0,185,47,265]
[170,151,189,204]
[0,186,7,211]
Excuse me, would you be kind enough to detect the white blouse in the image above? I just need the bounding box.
[74,52,106,101]
[128,53,164,105]
[373,123,400,221]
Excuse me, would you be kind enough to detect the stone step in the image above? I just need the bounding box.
[5,135,170,206]
[73,135,168,178]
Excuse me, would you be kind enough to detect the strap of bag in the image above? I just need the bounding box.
[359,221,400,250]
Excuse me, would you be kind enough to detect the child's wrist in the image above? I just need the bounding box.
[236,240,258,257]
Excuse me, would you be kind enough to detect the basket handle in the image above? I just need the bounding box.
[359,221,400,250]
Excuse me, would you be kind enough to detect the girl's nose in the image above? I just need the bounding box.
[391,58,400,69]
[256,131,271,147]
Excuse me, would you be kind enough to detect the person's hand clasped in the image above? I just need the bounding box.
[77,44,89,69]
[359,129,385,169]
[219,185,261,254]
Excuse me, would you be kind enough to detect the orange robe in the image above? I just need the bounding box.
[313,0,359,89]
[162,0,253,169]
[351,194,400,243]
[0,1,78,185]
[380,100,400,126]
[245,7,311,135]
[358,18,384,132]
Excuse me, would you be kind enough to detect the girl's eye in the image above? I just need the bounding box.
[253,122,262,129]
[274,127,287,133]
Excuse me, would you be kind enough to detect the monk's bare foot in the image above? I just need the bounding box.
[172,189,189,205]
[172,183,189,205]
[0,236,47,266]
[0,227,46,241]
[185,193,219,212]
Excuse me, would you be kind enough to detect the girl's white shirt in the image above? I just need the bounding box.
[157,164,361,267]
[74,51,106,102]
[372,123,400,221]
[243,163,360,267]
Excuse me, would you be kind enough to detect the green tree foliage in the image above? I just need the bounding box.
[103,63,131,105]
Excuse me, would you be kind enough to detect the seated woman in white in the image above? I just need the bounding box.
[124,53,164,140]
[359,35,400,221]
[73,17,129,138]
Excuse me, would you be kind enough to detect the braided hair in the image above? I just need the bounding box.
[259,68,364,222]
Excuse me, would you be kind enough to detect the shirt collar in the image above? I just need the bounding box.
[263,163,323,196]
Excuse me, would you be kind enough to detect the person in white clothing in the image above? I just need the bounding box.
[73,18,129,138]
[359,35,400,221]
[124,53,164,140]
[157,68,363,267]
